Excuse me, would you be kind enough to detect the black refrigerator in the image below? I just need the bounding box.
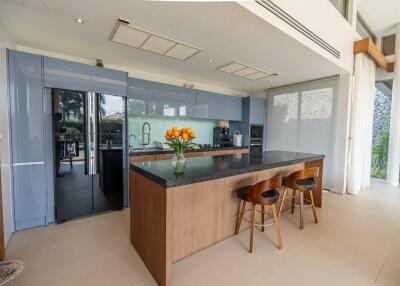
[52,88,125,223]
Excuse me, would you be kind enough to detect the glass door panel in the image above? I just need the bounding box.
[94,94,124,212]
[53,88,93,222]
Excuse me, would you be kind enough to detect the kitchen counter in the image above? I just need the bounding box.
[130,150,324,188]
[129,145,249,156]
[129,150,324,286]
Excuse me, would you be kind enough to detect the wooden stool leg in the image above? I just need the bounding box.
[271,204,282,249]
[249,204,256,253]
[261,205,265,232]
[278,187,287,218]
[309,190,319,224]
[300,191,304,230]
[235,201,247,235]
[291,189,296,213]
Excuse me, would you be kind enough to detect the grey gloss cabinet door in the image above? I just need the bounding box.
[249,97,266,124]
[196,90,242,121]
[8,50,46,230]
[128,78,196,117]
[44,57,128,96]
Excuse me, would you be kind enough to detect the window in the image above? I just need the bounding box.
[382,34,396,56]
[329,0,348,19]
[356,13,377,42]
[267,78,338,189]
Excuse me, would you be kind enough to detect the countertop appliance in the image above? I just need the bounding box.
[52,88,125,223]
[250,124,264,154]
[213,127,232,147]
[233,130,242,147]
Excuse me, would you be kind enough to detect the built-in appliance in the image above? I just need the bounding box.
[250,124,264,154]
[233,130,243,147]
[213,127,232,147]
[52,88,126,223]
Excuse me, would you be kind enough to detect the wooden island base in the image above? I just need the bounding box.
[130,159,323,286]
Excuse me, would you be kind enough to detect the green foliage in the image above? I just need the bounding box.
[166,137,197,154]
[371,130,389,179]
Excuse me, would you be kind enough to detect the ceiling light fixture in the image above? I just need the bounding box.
[208,59,214,63]
[110,19,203,61]
[217,61,278,81]
[75,18,85,24]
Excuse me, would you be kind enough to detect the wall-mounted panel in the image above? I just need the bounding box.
[8,50,46,230]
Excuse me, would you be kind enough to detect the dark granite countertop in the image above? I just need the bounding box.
[129,146,249,156]
[130,150,324,188]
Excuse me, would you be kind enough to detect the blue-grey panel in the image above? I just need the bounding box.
[13,164,46,230]
[91,66,128,96]
[128,78,196,117]
[128,78,150,115]
[249,96,266,124]
[43,56,93,91]
[8,50,44,164]
[195,90,213,119]
[8,50,46,230]
[196,90,242,121]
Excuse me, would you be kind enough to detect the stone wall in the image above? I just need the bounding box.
[372,87,391,145]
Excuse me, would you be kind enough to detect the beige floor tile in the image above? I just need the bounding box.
[4,183,400,286]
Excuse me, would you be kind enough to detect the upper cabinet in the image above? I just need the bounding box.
[196,90,242,121]
[128,78,196,117]
[43,57,128,96]
[249,96,266,124]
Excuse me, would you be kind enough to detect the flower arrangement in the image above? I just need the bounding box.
[165,127,197,153]
[165,127,196,173]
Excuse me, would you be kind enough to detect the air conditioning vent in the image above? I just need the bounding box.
[110,20,203,61]
[255,0,341,59]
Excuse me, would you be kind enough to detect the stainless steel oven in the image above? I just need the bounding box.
[250,124,264,154]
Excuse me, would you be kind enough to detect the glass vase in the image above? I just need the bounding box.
[172,152,186,173]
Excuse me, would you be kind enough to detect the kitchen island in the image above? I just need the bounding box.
[129,151,324,286]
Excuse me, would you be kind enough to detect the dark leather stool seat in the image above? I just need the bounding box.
[278,167,320,230]
[235,175,283,253]
[237,186,279,204]
[295,179,316,190]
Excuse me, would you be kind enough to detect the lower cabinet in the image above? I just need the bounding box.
[130,149,249,163]
[13,164,46,230]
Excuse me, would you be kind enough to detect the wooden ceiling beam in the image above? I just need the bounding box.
[353,38,395,73]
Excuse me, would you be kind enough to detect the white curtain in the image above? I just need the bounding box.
[347,53,376,194]
[267,77,339,190]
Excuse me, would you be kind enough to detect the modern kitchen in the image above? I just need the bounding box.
[1,0,399,286]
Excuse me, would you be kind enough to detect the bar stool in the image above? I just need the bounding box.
[234,174,283,253]
[278,167,319,230]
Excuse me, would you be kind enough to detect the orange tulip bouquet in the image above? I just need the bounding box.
[165,127,196,173]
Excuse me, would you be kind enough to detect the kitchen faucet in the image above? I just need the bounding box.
[128,133,137,148]
[142,122,151,147]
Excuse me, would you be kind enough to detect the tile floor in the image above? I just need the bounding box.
[5,182,400,286]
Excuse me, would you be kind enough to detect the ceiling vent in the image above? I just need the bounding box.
[217,61,278,81]
[110,19,202,61]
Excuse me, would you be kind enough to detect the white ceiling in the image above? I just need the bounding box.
[358,0,400,36]
[0,0,343,93]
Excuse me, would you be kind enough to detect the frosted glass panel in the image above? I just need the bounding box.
[267,79,338,189]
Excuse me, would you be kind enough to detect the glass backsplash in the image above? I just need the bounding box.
[128,116,218,148]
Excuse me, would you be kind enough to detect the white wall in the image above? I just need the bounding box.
[0,18,15,245]
[237,0,355,73]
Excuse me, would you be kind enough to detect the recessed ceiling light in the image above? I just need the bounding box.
[208,59,214,63]
[75,18,85,24]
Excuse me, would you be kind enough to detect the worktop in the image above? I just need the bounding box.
[129,145,248,156]
[129,150,324,286]
[130,150,324,188]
